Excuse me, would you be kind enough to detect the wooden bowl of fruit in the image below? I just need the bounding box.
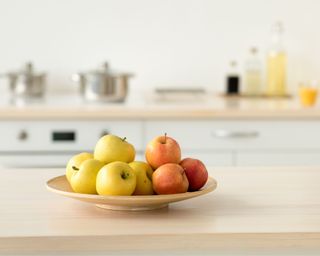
[46,134,218,211]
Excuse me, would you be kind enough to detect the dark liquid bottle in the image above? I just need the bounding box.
[226,61,240,95]
[227,76,240,94]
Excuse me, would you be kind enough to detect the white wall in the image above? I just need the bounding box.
[0,0,319,96]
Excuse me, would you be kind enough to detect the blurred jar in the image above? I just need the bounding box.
[299,81,318,107]
[244,47,262,96]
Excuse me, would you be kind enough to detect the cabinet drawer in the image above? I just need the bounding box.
[0,121,143,152]
[0,153,74,168]
[145,120,320,150]
[236,151,320,166]
[184,151,233,170]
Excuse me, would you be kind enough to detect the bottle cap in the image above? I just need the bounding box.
[250,47,258,54]
[230,61,237,67]
[271,21,284,34]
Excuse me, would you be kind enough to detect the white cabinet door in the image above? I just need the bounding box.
[0,154,74,168]
[236,151,320,166]
[183,151,233,175]
[145,120,320,150]
[145,120,320,167]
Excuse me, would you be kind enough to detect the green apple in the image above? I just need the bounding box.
[66,152,93,183]
[94,134,135,164]
[70,159,105,194]
[129,161,154,195]
[96,161,136,196]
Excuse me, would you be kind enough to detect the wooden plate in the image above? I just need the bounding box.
[46,175,217,211]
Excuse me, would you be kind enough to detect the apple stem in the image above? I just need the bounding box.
[122,137,127,142]
[164,133,167,143]
[72,166,79,171]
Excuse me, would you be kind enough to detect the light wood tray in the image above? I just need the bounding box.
[46,175,217,211]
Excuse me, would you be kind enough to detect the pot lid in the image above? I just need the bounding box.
[79,62,133,77]
[6,62,45,77]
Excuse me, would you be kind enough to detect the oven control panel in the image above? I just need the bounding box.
[0,121,143,152]
[0,121,144,167]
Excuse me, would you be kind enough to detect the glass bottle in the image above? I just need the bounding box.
[266,21,287,96]
[226,61,240,95]
[244,47,262,96]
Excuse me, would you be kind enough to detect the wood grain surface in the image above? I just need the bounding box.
[1,166,320,255]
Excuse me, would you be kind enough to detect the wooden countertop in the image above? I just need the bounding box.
[1,166,320,255]
[1,94,320,120]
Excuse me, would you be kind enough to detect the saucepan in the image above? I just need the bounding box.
[0,62,46,98]
[72,62,133,102]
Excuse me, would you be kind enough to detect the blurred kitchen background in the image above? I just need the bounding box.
[1,0,320,95]
[1,0,320,170]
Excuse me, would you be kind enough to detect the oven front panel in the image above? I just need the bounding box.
[0,120,144,167]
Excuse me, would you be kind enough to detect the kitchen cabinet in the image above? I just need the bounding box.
[2,119,320,167]
[0,154,74,168]
[1,119,320,168]
[145,120,320,166]
[236,150,320,166]
[180,151,234,170]
[1,95,320,167]
[0,120,143,152]
[0,120,144,167]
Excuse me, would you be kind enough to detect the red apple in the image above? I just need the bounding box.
[152,163,189,194]
[180,158,208,191]
[145,133,181,169]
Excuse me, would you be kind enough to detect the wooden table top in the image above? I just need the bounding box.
[1,166,320,255]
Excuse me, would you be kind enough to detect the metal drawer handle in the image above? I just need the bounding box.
[212,130,259,139]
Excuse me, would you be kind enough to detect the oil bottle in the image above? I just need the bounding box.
[244,47,262,96]
[266,22,287,96]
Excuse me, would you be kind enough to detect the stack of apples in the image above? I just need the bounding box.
[66,134,208,196]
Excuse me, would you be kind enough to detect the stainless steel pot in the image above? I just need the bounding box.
[1,62,46,98]
[72,62,133,102]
